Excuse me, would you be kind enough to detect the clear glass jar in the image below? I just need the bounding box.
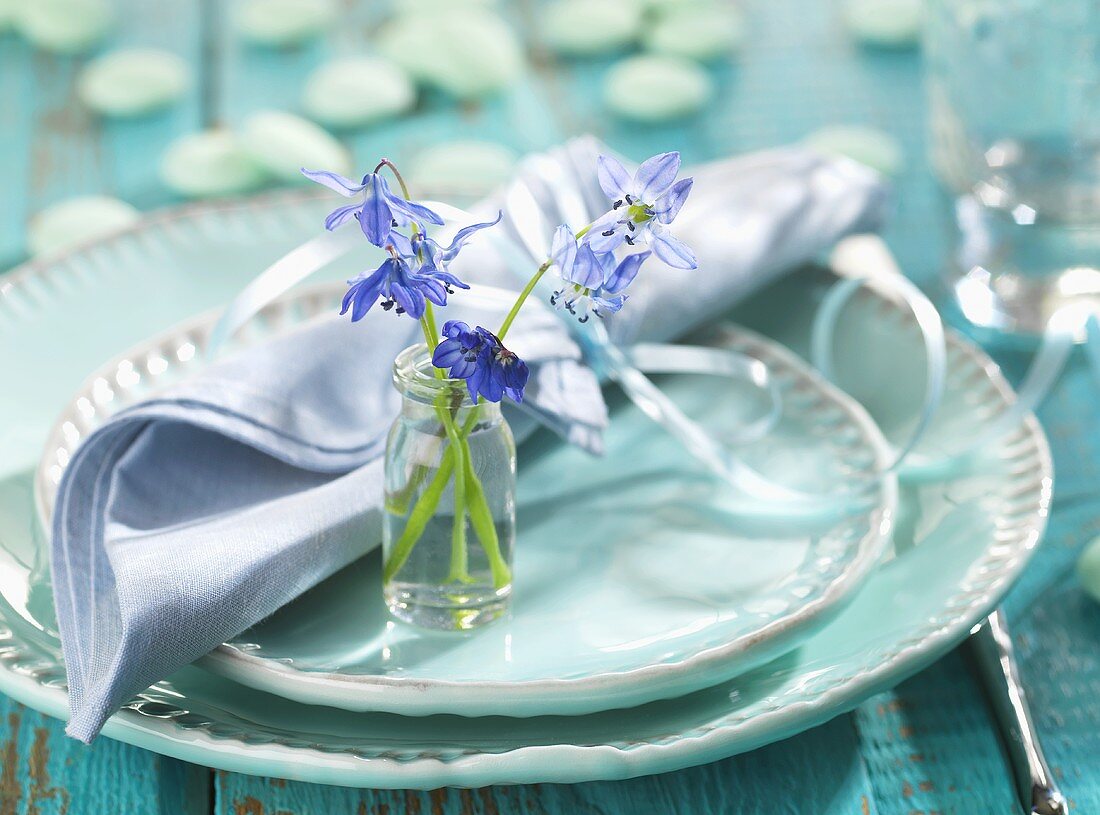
[926,0,1100,337]
[382,344,516,630]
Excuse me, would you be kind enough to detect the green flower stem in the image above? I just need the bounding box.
[439,402,471,584]
[385,402,471,515]
[384,464,428,515]
[386,401,475,514]
[447,462,470,582]
[497,260,550,341]
[384,407,505,588]
[375,157,412,200]
[462,435,511,588]
[496,223,593,341]
[382,446,456,583]
[423,302,439,349]
[419,316,438,354]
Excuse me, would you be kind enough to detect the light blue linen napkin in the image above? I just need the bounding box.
[51,139,888,741]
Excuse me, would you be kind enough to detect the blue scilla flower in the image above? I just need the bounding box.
[398,212,503,274]
[586,151,697,270]
[301,168,444,247]
[432,320,529,404]
[548,225,651,322]
[341,248,469,321]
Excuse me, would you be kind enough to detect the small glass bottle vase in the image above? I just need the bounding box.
[382,344,516,631]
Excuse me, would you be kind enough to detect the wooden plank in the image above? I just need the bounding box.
[853,651,1016,815]
[0,0,205,268]
[1014,580,1100,814]
[0,33,103,269]
[214,715,874,815]
[0,35,35,269]
[94,0,206,209]
[0,693,210,815]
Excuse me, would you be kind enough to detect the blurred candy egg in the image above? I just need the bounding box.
[644,2,745,61]
[240,111,351,182]
[1078,537,1100,604]
[604,55,713,122]
[16,0,113,54]
[161,131,270,198]
[841,0,922,49]
[378,9,524,99]
[804,124,903,177]
[409,141,518,197]
[78,49,190,118]
[28,196,140,258]
[541,0,643,56]
[235,0,335,46]
[302,56,416,129]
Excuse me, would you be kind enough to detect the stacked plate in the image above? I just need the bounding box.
[0,191,1050,788]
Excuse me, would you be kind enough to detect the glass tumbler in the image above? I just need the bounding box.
[926,0,1100,336]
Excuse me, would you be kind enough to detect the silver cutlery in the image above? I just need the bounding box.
[969,610,1068,815]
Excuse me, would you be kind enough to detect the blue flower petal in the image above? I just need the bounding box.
[386,189,446,227]
[391,281,426,318]
[651,230,697,270]
[593,293,627,314]
[388,230,415,256]
[597,155,632,201]
[604,250,650,294]
[633,152,681,201]
[301,168,366,197]
[550,224,578,271]
[431,268,471,290]
[441,319,472,340]
[479,371,505,403]
[466,363,488,403]
[441,211,503,262]
[573,246,610,289]
[653,177,693,225]
[324,203,361,231]
[359,174,397,246]
[432,340,465,368]
[416,275,449,306]
[340,263,389,321]
[501,356,529,390]
[583,213,627,253]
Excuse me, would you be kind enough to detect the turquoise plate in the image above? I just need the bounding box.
[36,282,894,718]
[0,193,1050,787]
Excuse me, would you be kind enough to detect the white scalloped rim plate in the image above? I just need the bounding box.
[0,191,1050,788]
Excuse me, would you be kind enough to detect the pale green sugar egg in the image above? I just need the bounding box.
[16,0,113,54]
[804,125,903,177]
[401,0,498,9]
[644,1,745,61]
[235,0,335,46]
[0,0,18,33]
[161,131,271,198]
[841,0,922,49]
[28,196,140,258]
[378,9,524,99]
[302,56,416,129]
[542,0,643,56]
[1078,537,1100,604]
[240,111,352,182]
[603,55,714,122]
[409,141,519,197]
[78,49,190,118]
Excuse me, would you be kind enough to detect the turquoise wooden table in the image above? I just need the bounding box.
[3,1,1100,812]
